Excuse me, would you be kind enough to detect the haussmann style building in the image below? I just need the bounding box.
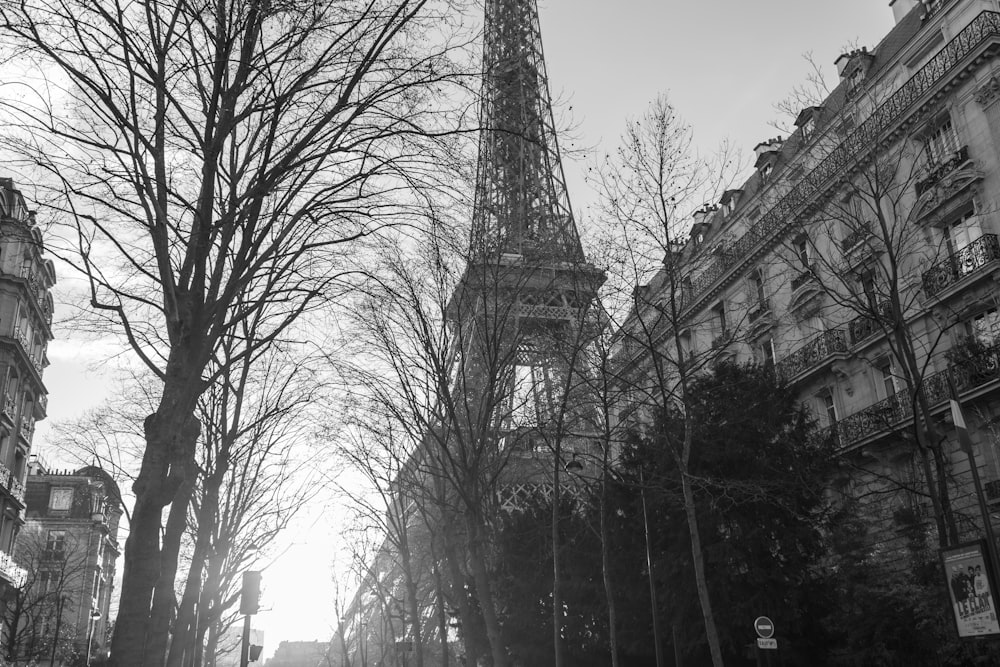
[615,0,1000,565]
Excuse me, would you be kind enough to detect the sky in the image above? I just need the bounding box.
[31,0,900,659]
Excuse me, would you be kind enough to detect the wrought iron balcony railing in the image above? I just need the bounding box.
[687,11,1000,308]
[915,145,971,196]
[748,299,770,325]
[835,341,1000,447]
[0,462,11,493]
[19,417,34,441]
[10,477,25,505]
[840,222,874,253]
[0,549,26,588]
[777,329,848,381]
[848,301,893,345]
[790,265,817,291]
[921,234,1000,297]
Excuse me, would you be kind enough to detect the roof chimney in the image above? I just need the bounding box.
[753,137,783,160]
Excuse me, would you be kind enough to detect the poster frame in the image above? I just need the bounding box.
[940,539,1000,639]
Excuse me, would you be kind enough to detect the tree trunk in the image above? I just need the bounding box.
[166,468,224,667]
[681,471,724,667]
[433,562,449,667]
[599,470,621,667]
[466,517,506,667]
[112,353,205,667]
[551,451,564,667]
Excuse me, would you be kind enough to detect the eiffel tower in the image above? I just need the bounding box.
[341,2,604,664]
[451,0,605,468]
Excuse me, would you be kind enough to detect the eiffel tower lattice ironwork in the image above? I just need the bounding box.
[448,0,605,477]
[339,4,604,665]
[471,0,584,262]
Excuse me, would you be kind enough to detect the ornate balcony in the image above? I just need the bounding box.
[840,222,873,253]
[835,341,1000,447]
[19,417,34,441]
[0,549,26,588]
[848,301,893,346]
[13,326,29,352]
[838,390,913,444]
[921,234,1000,298]
[686,12,1000,308]
[0,463,11,492]
[790,265,817,292]
[985,479,1000,503]
[748,299,770,325]
[777,329,848,381]
[10,477,25,505]
[915,146,970,197]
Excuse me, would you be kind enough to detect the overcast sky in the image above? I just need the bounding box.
[538,0,896,221]
[36,0,904,653]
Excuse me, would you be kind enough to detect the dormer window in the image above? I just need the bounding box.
[847,66,865,92]
[719,189,741,217]
[760,163,773,181]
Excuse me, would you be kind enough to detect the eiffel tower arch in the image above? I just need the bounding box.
[341,1,605,665]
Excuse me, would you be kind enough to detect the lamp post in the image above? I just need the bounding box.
[86,608,102,666]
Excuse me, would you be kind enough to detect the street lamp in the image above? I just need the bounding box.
[86,608,102,666]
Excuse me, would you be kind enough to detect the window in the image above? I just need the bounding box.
[822,392,839,426]
[968,309,1000,344]
[760,163,773,181]
[756,337,775,366]
[925,116,959,165]
[45,530,65,555]
[847,66,865,92]
[749,269,766,306]
[859,270,879,309]
[92,570,101,599]
[944,206,981,255]
[38,570,53,595]
[794,236,810,268]
[875,359,898,400]
[714,302,727,335]
[49,487,73,511]
[802,117,816,142]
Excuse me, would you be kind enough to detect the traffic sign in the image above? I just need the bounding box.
[754,616,775,639]
[757,638,777,650]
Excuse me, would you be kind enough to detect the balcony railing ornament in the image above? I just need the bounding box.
[916,146,971,196]
[748,299,770,325]
[687,12,1000,308]
[777,329,849,380]
[836,341,1000,447]
[922,234,1000,297]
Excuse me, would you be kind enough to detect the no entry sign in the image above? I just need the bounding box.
[754,616,775,639]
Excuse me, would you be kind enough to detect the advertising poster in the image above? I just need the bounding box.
[941,541,1000,638]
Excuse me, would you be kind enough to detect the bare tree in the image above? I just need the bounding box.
[590,95,740,667]
[0,0,470,663]
[6,526,91,664]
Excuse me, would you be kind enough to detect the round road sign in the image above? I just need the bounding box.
[754,616,775,639]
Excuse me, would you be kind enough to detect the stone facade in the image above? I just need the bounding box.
[0,178,55,594]
[614,0,1000,562]
[19,461,123,664]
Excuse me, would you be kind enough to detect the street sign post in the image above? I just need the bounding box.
[754,616,775,639]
